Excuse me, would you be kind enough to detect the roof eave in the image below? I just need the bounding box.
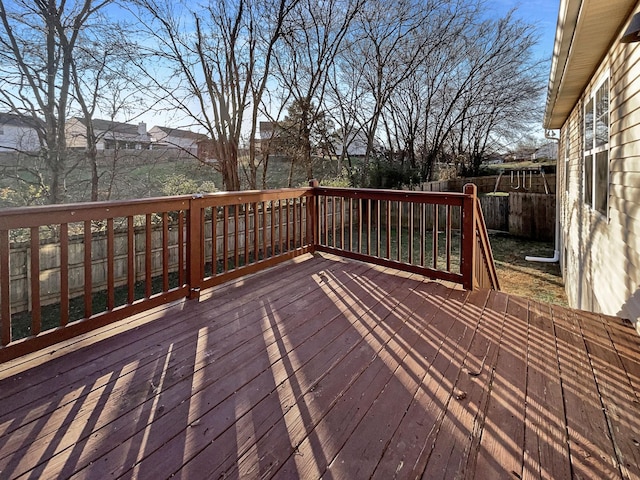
[544,0,636,130]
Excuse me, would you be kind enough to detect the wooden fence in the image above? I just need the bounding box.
[472,193,556,241]
[508,193,556,241]
[415,178,555,241]
[3,189,548,318]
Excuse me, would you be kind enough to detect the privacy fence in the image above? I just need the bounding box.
[417,176,556,241]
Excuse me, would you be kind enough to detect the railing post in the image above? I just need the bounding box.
[461,183,477,290]
[307,179,319,251]
[187,196,203,299]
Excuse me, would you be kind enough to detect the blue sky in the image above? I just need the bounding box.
[489,0,560,62]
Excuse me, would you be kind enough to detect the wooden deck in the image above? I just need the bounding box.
[0,253,639,479]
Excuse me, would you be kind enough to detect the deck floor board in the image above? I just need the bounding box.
[0,253,638,480]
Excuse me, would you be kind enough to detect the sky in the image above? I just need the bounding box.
[489,0,560,68]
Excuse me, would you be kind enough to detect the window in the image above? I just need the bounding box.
[583,78,609,215]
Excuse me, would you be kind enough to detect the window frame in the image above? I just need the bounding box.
[583,74,609,217]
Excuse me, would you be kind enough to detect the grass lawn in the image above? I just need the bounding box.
[482,159,556,174]
[488,232,567,307]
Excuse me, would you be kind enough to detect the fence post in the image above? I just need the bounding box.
[307,179,319,251]
[461,183,477,290]
[187,196,203,299]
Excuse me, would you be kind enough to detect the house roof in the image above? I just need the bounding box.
[0,112,42,129]
[152,126,208,140]
[72,117,144,136]
[544,0,636,129]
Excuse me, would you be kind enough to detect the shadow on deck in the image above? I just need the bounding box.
[0,253,639,479]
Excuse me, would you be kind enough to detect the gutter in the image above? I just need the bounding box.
[526,131,560,263]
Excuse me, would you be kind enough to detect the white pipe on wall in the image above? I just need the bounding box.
[526,130,560,264]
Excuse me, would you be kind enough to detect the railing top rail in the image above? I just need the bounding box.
[0,187,313,230]
[313,186,467,205]
[474,198,501,290]
[195,187,313,208]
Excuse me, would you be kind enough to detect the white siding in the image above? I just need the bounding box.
[148,126,199,154]
[560,7,640,333]
[0,124,40,152]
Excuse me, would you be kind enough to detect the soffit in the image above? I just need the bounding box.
[544,0,636,129]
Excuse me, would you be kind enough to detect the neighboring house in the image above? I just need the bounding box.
[66,117,151,150]
[333,129,383,158]
[544,0,640,332]
[0,113,41,153]
[148,126,208,155]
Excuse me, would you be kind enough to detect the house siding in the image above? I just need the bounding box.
[560,5,640,332]
[0,123,40,152]
[148,126,203,155]
[65,118,91,149]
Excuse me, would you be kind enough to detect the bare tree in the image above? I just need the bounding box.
[273,0,363,180]
[376,7,544,182]
[0,0,111,204]
[345,0,465,185]
[131,0,296,191]
[450,13,545,175]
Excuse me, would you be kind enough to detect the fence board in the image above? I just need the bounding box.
[508,193,555,241]
[479,196,509,231]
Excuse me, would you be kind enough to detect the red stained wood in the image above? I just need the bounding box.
[292,199,297,250]
[473,294,529,478]
[396,201,401,262]
[278,200,283,253]
[0,254,636,480]
[161,213,169,292]
[407,202,412,263]
[84,220,92,317]
[29,227,41,336]
[420,203,425,266]
[574,310,640,479]
[245,203,250,265]
[432,204,438,270]
[60,223,69,326]
[521,301,571,480]
[107,218,115,310]
[127,216,135,304]
[550,305,623,478]
[0,230,10,345]
[263,201,268,252]
[178,211,185,286]
[144,214,152,298]
[211,207,217,278]
[386,200,391,260]
[234,204,240,268]
[461,184,476,290]
[446,205,452,271]
[223,205,229,273]
[270,201,275,256]
[376,199,381,257]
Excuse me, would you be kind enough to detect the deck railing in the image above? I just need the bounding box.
[0,182,497,362]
